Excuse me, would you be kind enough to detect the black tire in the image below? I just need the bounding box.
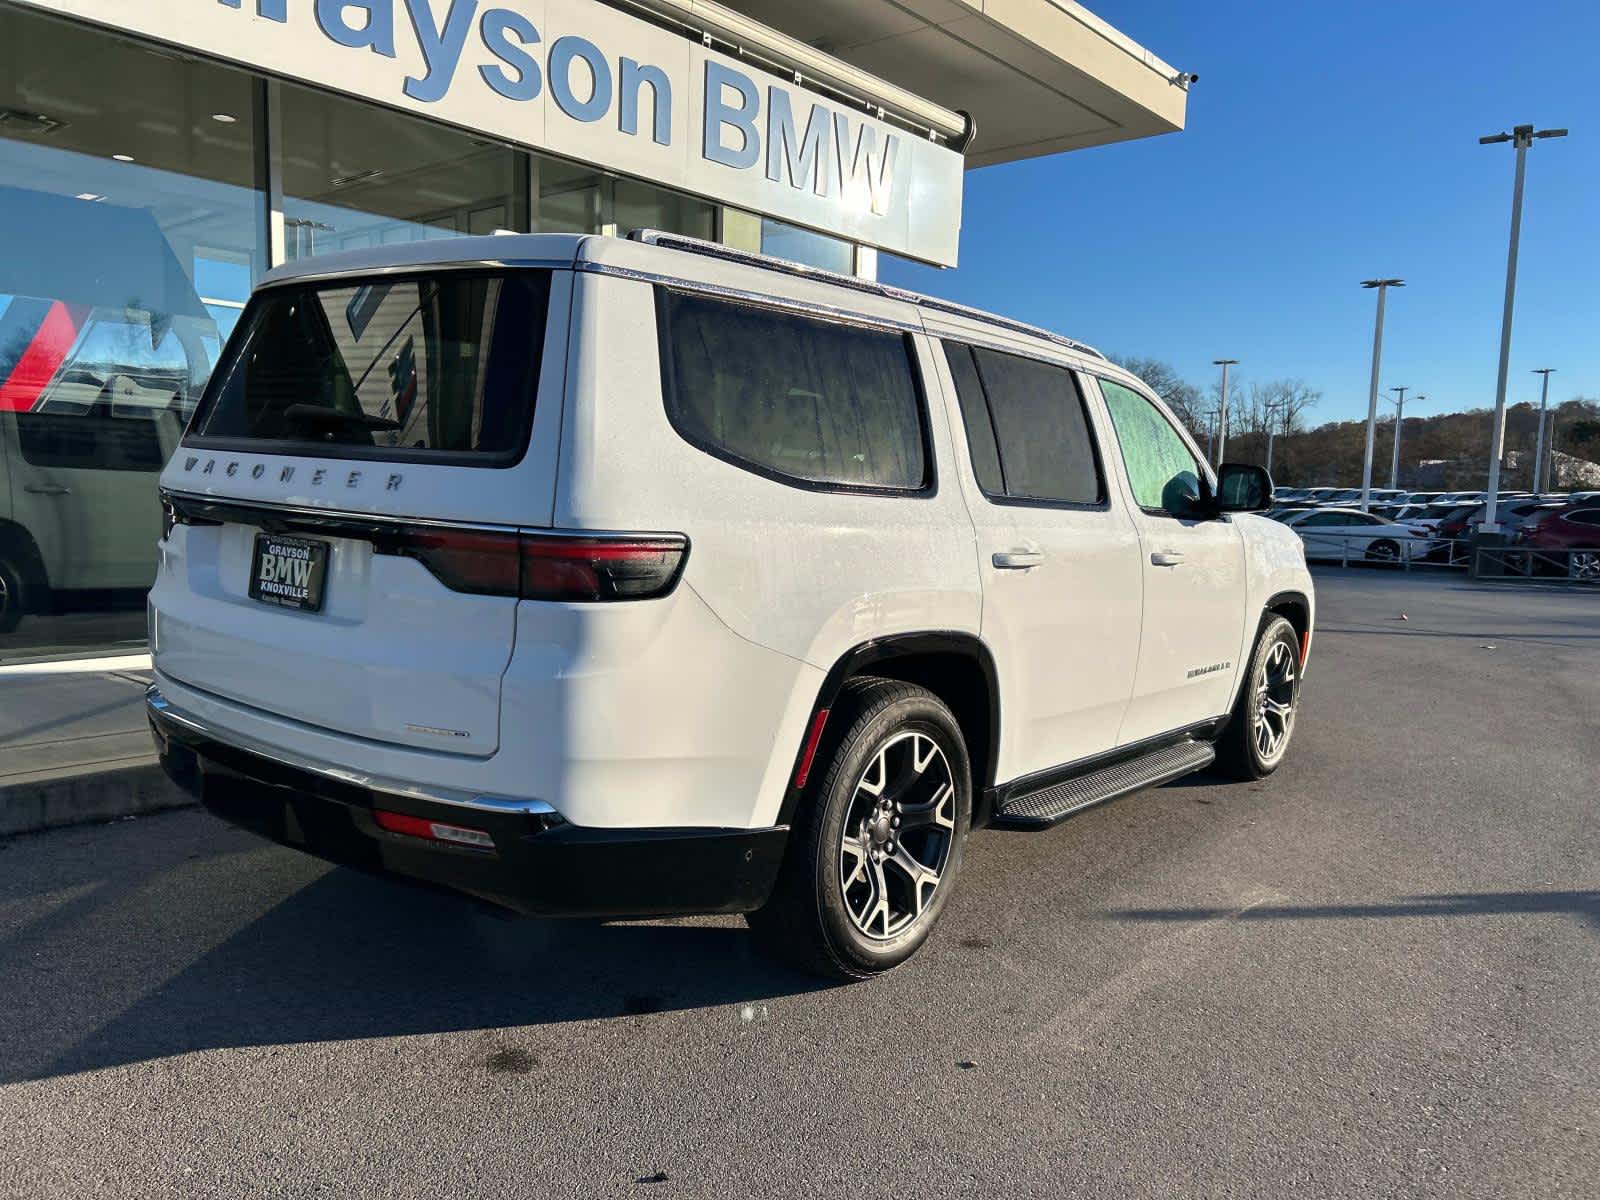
[747,677,971,981]
[1365,538,1401,564]
[0,555,29,635]
[1215,615,1302,781]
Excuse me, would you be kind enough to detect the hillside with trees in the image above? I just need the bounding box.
[1110,355,1600,490]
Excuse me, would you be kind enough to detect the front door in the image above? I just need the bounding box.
[1091,376,1247,745]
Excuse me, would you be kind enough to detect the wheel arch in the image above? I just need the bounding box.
[0,518,51,610]
[777,632,1001,827]
[1262,589,1311,660]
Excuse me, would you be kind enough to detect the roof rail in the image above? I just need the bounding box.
[626,229,1105,361]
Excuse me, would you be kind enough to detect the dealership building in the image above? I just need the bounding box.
[0,0,1186,661]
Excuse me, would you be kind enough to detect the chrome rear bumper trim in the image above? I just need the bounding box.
[145,685,560,818]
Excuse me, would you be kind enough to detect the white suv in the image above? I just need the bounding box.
[147,232,1314,979]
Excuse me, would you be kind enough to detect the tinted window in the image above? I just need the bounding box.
[1098,378,1204,516]
[939,343,1003,495]
[1567,509,1600,527]
[942,344,1101,505]
[659,291,926,491]
[1298,511,1346,528]
[15,410,166,471]
[195,271,550,462]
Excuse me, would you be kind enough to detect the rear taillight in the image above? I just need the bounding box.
[381,527,688,602]
[520,535,687,601]
[389,527,524,596]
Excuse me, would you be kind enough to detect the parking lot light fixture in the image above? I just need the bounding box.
[1264,400,1288,475]
[1213,359,1238,466]
[1480,124,1567,533]
[1532,368,1556,494]
[1359,279,1404,512]
[1387,386,1408,489]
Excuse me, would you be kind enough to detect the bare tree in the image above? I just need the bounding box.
[1243,379,1321,439]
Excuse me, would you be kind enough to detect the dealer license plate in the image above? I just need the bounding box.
[248,533,329,612]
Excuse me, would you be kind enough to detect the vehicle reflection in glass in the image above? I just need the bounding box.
[0,186,218,633]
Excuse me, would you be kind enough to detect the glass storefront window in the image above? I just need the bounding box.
[615,179,716,242]
[532,161,715,240]
[0,8,264,654]
[762,218,855,274]
[280,85,527,260]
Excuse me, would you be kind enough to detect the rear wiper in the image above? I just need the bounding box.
[282,403,402,433]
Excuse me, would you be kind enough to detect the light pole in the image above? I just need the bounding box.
[1479,123,1567,532]
[1359,279,1404,511]
[1264,401,1288,475]
[1202,407,1221,462]
[1532,368,1555,494]
[1213,359,1238,466]
[1386,386,1408,490]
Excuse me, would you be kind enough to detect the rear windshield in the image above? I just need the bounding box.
[191,270,551,464]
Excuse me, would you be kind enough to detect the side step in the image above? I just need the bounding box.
[991,739,1216,831]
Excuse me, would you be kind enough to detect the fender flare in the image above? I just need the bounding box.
[776,631,1001,827]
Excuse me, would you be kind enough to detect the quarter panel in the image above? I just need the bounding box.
[555,272,983,674]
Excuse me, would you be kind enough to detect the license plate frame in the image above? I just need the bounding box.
[248,533,330,613]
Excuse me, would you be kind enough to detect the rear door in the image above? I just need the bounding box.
[936,338,1143,781]
[151,267,564,757]
[1090,375,1247,745]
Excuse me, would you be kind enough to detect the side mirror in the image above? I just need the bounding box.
[1215,463,1274,513]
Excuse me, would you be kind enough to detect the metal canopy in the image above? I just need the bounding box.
[718,0,1189,167]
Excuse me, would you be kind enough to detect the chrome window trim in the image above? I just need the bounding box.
[147,684,560,817]
[577,261,924,335]
[162,489,676,543]
[163,489,521,535]
[626,230,1106,359]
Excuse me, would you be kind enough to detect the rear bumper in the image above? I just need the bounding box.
[146,686,787,919]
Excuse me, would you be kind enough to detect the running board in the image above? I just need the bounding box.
[990,739,1216,831]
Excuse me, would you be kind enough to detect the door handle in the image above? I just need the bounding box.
[24,483,71,496]
[1150,550,1186,567]
[992,550,1045,570]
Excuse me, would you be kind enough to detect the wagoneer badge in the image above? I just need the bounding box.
[182,457,403,491]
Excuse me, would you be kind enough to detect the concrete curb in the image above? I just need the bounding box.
[0,764,193,838]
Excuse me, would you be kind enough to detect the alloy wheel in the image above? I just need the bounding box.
[1574,551,1600,582]
[839,731,956,941]
[1252,640,1298,763]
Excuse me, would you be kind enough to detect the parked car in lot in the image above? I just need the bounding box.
[1514,501,1600,579]
[1279,507,1421,563]
[1371,503,1435,531]
[1414,499,1558,565]
[145,232,1316,979]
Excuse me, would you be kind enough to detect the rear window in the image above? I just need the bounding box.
[657,290,928,492]
[191,271,551,464]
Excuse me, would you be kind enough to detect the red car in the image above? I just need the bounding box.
[1515,501,1600,580]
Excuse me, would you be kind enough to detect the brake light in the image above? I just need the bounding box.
[373,809,496,851]
[521,535,688,602]
[381,527,688,602]
[390,527,523,596]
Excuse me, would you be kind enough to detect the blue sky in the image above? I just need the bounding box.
[883,0,1598,426]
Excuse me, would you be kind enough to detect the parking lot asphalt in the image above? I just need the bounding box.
[1,569,1596,1199]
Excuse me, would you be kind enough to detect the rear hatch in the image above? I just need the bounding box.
[153,267,559,756]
